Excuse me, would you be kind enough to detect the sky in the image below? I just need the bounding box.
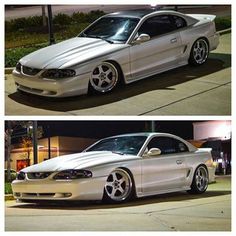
[37,120,194,140]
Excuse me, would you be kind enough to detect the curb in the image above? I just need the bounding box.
[5,67,14,75]
[5,194,15,201]
[4,28,231,75]
[218,28,231,35]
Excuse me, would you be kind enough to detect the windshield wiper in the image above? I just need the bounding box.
[112,151,125,155]
[85,35,114,44]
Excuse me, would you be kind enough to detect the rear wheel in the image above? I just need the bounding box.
[188,165,209,194]
[103,168,133,203]
[189,38,209,66]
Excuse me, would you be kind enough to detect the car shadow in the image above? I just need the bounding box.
[8,53,231,112]
[8,190,231,211]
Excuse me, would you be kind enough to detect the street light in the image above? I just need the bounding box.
[32,121,38,164]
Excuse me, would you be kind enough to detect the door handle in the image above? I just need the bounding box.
[171,38,177,43]
[176,160,183,165]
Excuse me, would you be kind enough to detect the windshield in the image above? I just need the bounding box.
[79,17,140,43]
[85,136,147,155]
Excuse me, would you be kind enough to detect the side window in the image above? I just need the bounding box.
[138,15,176,38]
[171,15,187,29]
[147,137,189,155]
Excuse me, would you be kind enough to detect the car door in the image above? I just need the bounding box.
[141,136,189,194]
[129,14,186,81]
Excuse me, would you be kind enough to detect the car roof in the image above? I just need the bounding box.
[106,9,159,19]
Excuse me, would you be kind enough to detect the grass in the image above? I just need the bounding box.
[5,182,13,194]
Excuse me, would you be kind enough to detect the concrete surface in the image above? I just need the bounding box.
[5,175,231,231]
[5,33,231,116]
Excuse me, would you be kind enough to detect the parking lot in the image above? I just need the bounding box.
[5,33,231,116]
[5,176,231,231]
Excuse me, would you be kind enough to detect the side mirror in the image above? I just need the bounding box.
[134,34,150,44]
[147,148,161,156]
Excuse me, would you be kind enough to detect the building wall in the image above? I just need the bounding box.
[193,120,231,140]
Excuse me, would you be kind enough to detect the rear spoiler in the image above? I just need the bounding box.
[187,14,216,22]
[196,148,212,153]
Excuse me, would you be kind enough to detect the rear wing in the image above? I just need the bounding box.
[196,148,212,153]
[187,14,216,22]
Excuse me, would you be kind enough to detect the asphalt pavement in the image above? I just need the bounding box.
[5,175,231,231]
[5,33,231,116]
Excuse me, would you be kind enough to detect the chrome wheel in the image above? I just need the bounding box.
[90,62,119,93]
[192,39,209,65]
[195,166,208,192]
[188,165,209,194]
[105,169,133,202]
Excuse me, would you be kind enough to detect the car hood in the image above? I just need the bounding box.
[19,37,128,69]
[21,151,138,173]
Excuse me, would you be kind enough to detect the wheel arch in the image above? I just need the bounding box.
[191,36,210,49]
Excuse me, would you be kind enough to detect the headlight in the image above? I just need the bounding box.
[53,169,92,180]
[41,69,76,79]
[15,62,21,72]
[16,171,25,180]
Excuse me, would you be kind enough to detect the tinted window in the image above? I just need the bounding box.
[138,15,186,38]
[147,137,189,155]
[171,15,187,29]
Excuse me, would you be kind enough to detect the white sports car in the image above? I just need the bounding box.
[12,10,219,97]
[12,133,215,203]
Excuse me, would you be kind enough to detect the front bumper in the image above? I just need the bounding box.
[12,69,90,97]
[11,177,106,201]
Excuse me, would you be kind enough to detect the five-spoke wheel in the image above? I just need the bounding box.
[104,168,133,203]
[189,38,209,65]
[89,62,119,93]
[188,165,209,194]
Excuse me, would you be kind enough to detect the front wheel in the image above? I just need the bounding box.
[188,165,209,194]
[89,62,119,94]
[189,38,209,66]
[103,168,134,203]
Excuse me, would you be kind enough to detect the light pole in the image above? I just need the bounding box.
[47,5,55,45]
[151,121,155,132]
[33,121,38,164]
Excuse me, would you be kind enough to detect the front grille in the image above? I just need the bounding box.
[22,66,41,76]
[27,172,52,179]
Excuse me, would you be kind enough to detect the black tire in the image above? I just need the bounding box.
[188,165,209,194]
[89,62,120,94]
[189,38,209,66]
[103,168,134,203]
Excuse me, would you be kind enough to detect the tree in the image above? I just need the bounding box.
[5,121,42,182]
[21,136,33,166]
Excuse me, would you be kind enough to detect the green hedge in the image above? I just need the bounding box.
[6,15,45,32]
[5,10,105,33]
[5,46,44,67]
[215,16,231,31]
[5,182,13,194]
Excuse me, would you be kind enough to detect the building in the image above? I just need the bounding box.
[5,136,97,171]
[192,121,231,174]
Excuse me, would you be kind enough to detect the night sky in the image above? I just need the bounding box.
[37,121,194,140]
